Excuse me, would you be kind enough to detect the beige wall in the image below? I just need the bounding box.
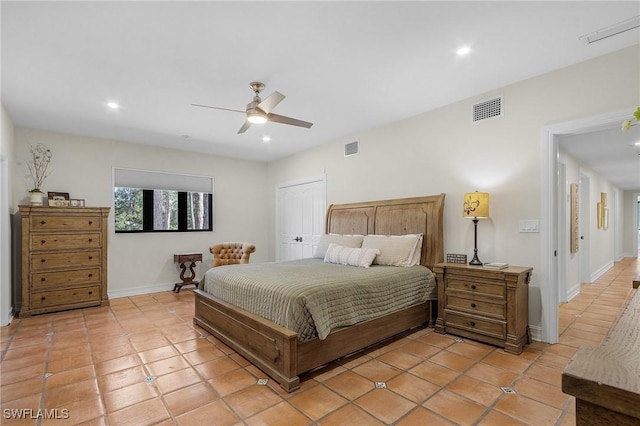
[11,128,270,297]
[267,45,640,333]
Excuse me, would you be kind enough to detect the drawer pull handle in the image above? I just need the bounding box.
[41,240,46,244]
[470,303,476,308]
[40,259,46,263]
[470,284,477,290]
[88,274,93,277]
[469,321,476,327]
[88,238,93,242]
[88,221,93,225]
[88,256,93,260]
[88,291,93,295]
[40,220,46,225]
[41,277,46,282]
[41,296,46,301]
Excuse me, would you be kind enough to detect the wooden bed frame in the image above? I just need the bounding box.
[193,194,445,391]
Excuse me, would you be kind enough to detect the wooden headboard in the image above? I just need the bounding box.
[325,194,446,270]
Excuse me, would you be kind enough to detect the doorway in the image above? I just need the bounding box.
[542,108,629,344]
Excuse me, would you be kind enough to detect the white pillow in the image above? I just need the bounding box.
[323,243,380,268]
[314,234,364,258]
[362,234,423,267]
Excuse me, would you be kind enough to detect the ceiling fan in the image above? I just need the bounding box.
[192,82,313,134]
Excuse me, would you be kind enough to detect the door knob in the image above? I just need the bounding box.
[294,237,302,242]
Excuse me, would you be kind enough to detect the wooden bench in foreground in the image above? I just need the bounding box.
[562,286,640,425]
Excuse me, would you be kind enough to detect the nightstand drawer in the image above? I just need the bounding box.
[447,277,505,297]
[31,215,102,231]
[31,285,101,309]
[31,250,101,270]
[446,294,505,319]
[32,268,101,289]
[445,311,506,340]
[31,233,101,250]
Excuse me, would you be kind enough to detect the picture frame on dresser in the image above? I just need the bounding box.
[47,191,70,207]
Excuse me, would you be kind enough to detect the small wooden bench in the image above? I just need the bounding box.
[562,288,640,425]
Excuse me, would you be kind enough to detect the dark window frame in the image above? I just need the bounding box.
[115,188,213,233]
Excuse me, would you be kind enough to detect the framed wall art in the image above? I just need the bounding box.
[570,183,579,253]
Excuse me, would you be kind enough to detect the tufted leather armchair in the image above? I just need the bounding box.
[209,242,256,267]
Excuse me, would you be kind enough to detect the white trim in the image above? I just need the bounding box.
[528,325,542,343]
[590,261,614,282]
[565,283,581,302]
[109,282,175,299]
[541,107,633,344]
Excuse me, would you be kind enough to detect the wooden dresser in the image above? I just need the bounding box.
[433,262,532,354]
[19,206,110,317]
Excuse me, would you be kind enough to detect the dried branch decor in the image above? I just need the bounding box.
[27,143,52,192]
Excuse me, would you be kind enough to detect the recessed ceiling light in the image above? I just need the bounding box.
[456,46,471,56]
[107,102,119,109]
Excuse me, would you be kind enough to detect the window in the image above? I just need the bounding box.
[114,168,213,233]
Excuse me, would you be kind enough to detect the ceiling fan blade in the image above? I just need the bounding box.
[191,104,245,114]
[267,113,313,129]
[257,91,285,114]
[237,120,252,134]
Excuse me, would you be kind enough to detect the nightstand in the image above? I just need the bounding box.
[433,262,532,354]
[173,252,202,293]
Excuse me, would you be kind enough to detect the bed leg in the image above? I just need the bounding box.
[429,300,438,327]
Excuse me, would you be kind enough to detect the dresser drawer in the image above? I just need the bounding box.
[31,215,101,231]
[447,277,505,297]
[31,233,101,250]
[32,268,101,289]
[446,294,506,319]
[445,311,506,340]
[31,250,101,270]
[31,286,101,309]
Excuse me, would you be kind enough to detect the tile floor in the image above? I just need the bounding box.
[1,256,637,426]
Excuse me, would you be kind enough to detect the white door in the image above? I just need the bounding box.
[277,176,326,261]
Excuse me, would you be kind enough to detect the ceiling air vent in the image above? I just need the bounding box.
[472,96,503,122]
[344,140,359,157]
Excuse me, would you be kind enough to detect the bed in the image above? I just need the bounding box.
[193,194,445,391]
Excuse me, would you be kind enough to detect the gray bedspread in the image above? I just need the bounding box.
[202,258,436,341]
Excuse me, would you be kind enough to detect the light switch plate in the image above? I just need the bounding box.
[519,220,539,233]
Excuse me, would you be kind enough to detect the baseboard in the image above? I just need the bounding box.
[591,261,614,282]
[529,324,542,342]
[566,283,581,301]
[108,282,175,299]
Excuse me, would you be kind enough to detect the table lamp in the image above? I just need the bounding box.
[463,191,490,265]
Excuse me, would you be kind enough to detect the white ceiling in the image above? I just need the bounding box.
[2,1,639,188]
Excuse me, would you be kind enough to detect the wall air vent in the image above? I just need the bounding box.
[344,140,359,157]
[472,96,503,122]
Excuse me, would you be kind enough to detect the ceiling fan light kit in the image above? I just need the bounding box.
[192,81,313,134]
